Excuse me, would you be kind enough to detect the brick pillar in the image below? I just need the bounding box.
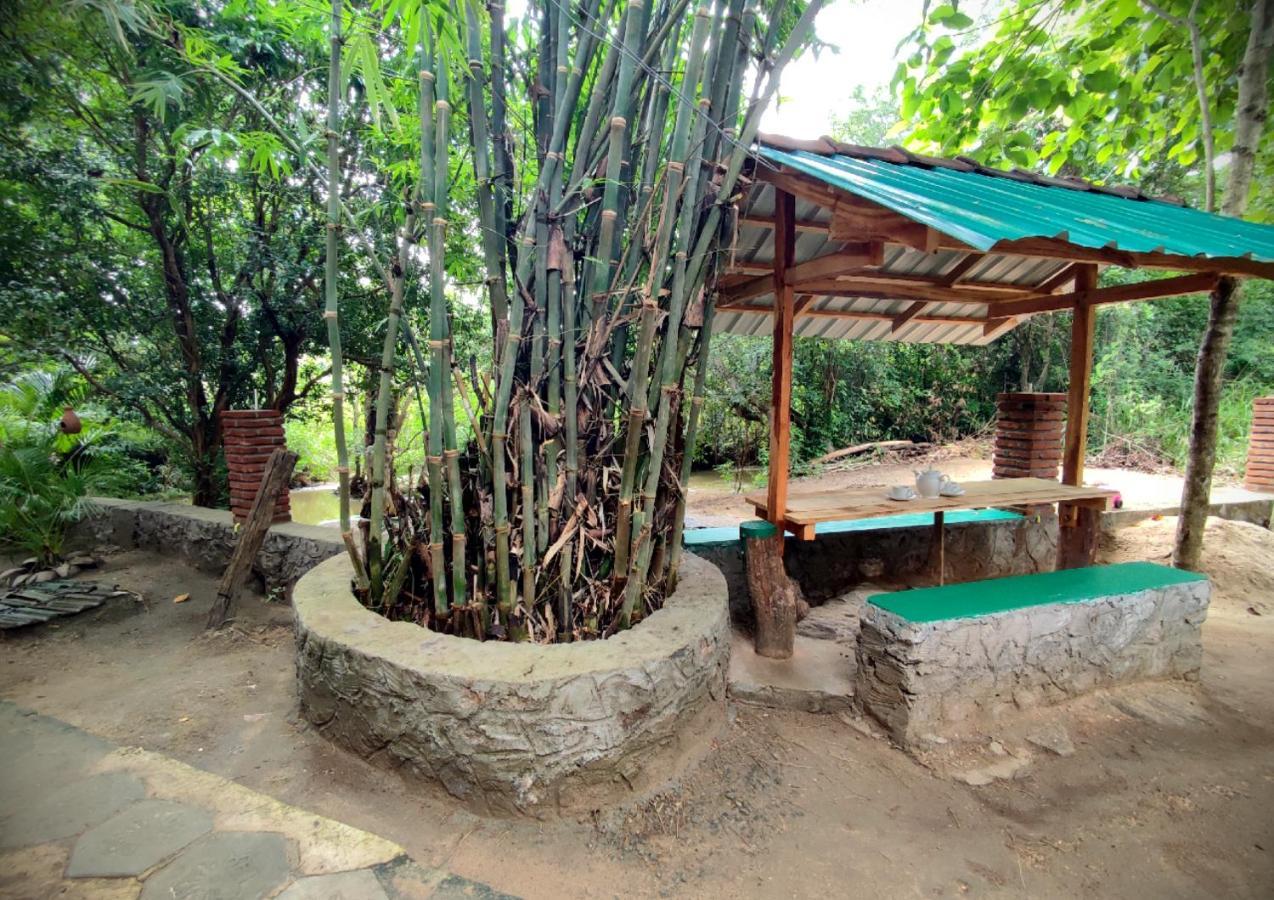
[1246,397,1274,493]
[221,409,291,523]
[993,392,1066,480]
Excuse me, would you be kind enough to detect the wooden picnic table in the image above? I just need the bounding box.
[745,477,1118,583]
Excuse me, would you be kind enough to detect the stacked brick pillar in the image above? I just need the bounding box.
[992,392,1066,480]
[1246,397,1274,493]
[221,410,291,523]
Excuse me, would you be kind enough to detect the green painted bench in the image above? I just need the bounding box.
[867,561,1208,624]
[857,562,1212,744]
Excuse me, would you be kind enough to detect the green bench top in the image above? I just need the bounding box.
[868,562,1208,624]
[681,508,1023,548]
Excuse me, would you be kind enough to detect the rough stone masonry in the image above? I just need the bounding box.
[855,577,1212,745]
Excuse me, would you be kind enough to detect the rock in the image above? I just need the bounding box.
[32,570,57,583]
[67,555,99,568]
[21,557,38,568]
[953,754,1031,787]
[919,733,948,745]
[1025,723,1075,757]
[989,740,1006,756]
[0,566,27,583]
[55,563,72,578]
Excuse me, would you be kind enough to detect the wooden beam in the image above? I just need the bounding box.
[792,277,1030,306]
[782,242,884,285]
[982,316,1018,341]
[717,301,989,329]
[942,252,986,285]
[720,273,776,304]
[768,189,796,535]
[1062,265,1098,490]
[993,238,1274,280]
[1036,262,1081,293]
[989,271,1221,317]
[830,207,944,252]
[891,301,929,332]
[724,264,1036,297]
[739,214,828,234]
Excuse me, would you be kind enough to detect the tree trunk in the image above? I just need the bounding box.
[1175,276,1240,569]
[1175,0,1273,569]
[743,521,801,659]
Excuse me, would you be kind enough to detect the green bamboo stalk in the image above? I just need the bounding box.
[583,0,646,316]
[432,38,468,614]
[466,2,511,332]
[613,7,710,583]
[666,303,715,587]
[519,394,535,618]
[323,0,365,590]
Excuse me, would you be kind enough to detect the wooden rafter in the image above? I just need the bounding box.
[989,271,1220,317]
[782,242,884,284]
[717,301,986,329]
[941,252,986,285]
[992,238,1274,280]
[891,301,929,331]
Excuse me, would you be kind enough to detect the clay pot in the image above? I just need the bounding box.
[60,406,82,435]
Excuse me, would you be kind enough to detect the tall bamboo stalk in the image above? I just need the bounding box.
[322,0,368,590]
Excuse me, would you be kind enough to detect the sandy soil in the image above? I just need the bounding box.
[3,520,1274,898]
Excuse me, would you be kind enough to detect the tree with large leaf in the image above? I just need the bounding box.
[896,0,1274,569]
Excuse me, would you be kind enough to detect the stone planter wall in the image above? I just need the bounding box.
[292,552,731,816]
[72,498,342,592]
[855,571,1211,745]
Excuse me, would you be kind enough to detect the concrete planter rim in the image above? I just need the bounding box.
[292,551,726,682]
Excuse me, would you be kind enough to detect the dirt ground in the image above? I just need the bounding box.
[3,516,1273,898]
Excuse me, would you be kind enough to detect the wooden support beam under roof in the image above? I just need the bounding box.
[717,301,987,329]
[725,262,1038,296]
[992,238,1274,280]
[988,271,1221,317]
[890,301,929,331]
[782,242,884,285]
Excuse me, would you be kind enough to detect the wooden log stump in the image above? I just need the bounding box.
[206,448,298,630]
[1057,503,1100,570]
[742,520,798,659]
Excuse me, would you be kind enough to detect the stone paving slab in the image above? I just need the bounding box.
[0,702,517,899]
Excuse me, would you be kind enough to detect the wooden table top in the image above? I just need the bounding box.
[745,477,1116,539]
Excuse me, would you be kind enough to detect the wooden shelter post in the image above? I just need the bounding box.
[1059,263,1099,568]
[767,188,797,537]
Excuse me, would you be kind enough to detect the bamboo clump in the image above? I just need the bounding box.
[331,0,825,641]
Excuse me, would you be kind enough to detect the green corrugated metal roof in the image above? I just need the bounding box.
[758,146,1274,263]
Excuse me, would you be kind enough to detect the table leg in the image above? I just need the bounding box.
[933,510,945,586]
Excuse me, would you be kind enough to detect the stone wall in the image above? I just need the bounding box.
[693,512,1058,627]
[292,552,731,817]
[72,498,342,591]
[855,579,1211,745]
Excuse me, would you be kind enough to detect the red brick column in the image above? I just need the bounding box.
[1246,397,1274,493]
[221,410,291,523]
[993,392,1066,480]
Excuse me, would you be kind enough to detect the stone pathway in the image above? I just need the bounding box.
[0,702,516,899]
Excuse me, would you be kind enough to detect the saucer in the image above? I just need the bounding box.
[887,486,917,501]
[939,484,966,497]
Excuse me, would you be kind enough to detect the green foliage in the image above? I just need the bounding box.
[0,371,147,564]
[893,0,1263,207]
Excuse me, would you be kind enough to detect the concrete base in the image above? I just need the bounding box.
[727,631,855,714]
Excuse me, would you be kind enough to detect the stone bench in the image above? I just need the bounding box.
[855,562,1211,744]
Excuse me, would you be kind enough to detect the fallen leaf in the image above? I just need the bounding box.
[178,716,190,723]
[173,593,190,604]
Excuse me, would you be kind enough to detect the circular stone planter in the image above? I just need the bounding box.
[293,552,730,816]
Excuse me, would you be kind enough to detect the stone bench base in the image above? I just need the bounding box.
[855,567,1211,744]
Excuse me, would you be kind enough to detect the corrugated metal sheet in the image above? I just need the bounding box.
[758,146,1274,261]
[719,182,1067,345]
